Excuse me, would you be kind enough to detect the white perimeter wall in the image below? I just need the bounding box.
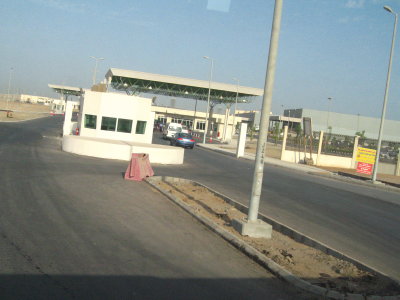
[63,135,184,164]
[281,149,397,175]
[281,151,352,168]
[79,91,154,144]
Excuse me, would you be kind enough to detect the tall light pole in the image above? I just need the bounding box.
[248,0,283,224]
[203,56,214,144]
[6,67,14,110]
[90,56,105,86]
[372,5,398,183]
[232,77,239,140]
[327,97,332,132]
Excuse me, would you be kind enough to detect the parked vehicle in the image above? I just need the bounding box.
[163,122,183,139]
[170,133,195,149]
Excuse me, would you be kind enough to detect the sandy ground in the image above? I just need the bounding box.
[0,100,51,122]
[221,140,282,159]
[155,179,400,296]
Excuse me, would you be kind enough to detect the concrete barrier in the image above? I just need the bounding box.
[62,135,184,164]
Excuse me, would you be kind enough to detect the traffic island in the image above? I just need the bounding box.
[146,176,400,299]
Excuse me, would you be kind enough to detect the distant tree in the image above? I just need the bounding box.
[249,126,257,141]
[294,123,302,137]
[355,130,366,139]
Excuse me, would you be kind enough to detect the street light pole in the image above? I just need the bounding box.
[248,0,283,222]
[232,77,239,140]
[90,56,105,86]
[6,67,14,110]
[372,6,398,183]
[327,97,332,132]
[203,56,214,144]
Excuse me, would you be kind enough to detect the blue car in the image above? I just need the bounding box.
[170,133,195,149]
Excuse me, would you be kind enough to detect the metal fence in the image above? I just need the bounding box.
[283,129,399,164]
[267,132,283,145]
[284,131,320,153]
[321,133,355,158]
[359,138,399,164]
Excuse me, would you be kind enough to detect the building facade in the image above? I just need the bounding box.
[151,106,249,140]
[77,90,155,144]
[286,108,400,142]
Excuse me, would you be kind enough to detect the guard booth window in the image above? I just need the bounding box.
[101,117,117,131]
[84,114,97,129]
[117,118,133,133]
[136,121,147,134]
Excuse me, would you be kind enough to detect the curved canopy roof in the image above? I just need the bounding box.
[105,68,263,104]
[48,84,83,97]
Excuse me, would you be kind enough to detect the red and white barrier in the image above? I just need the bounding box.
[124,153,154,181]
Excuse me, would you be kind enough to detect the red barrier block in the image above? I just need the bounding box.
[124,153,154,181]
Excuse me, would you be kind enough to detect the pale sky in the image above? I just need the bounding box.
[1,0,400,120]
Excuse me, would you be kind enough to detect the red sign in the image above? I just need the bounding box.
[356,162,373,175]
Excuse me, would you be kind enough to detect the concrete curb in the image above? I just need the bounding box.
[145,176,400,300]
[337,172,400,189]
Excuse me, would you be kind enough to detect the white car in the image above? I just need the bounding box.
[163,123,183,139]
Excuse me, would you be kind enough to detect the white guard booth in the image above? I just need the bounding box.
[62,90,184,164]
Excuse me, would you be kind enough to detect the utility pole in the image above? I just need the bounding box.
[203,56,214,144]
[372,6,398,183]
[6,68,14,110]
[90,56,105,86]
[232,0,283,239]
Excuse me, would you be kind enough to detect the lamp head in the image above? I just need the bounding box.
[384,5,394,13]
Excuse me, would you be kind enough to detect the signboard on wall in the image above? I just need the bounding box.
[356,147,376,175]
[356,162,373,175]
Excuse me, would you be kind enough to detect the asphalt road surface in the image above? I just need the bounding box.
[0,117,312,299]
[154,132,400,281]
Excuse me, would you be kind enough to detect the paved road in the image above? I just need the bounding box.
[0,118,311,299]
[154,132,400,281]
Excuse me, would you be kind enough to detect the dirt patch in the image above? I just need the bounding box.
[154,179,400,297]
[0,101,51,122]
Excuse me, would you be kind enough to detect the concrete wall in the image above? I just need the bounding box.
[62,135,184,164]
[281,149,397,174]
[378,162,396,176]
[281,151,352,168]
[79,91,154,144]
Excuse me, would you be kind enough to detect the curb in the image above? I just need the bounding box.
[145,176,400,300]
[337,172,400,189]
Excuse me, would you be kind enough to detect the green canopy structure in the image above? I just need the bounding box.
[105,68,263,105]
[48,84,83,99]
